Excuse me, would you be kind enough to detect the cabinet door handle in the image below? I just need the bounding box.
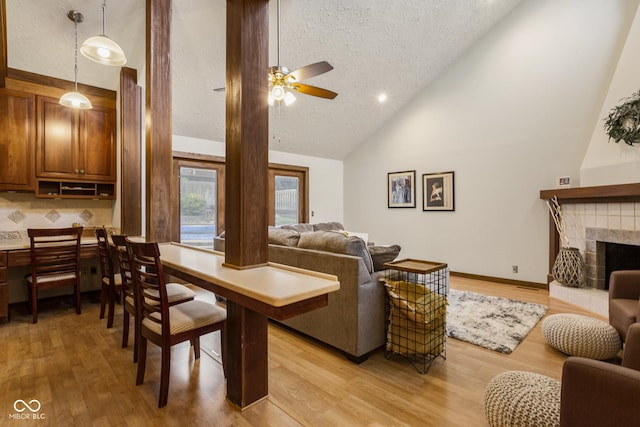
[80,169,85,174]
[74,169,79,173]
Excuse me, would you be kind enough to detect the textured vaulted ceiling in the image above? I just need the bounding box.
[6,0,524,160]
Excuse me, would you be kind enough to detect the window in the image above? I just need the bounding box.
[172,153,308,247]
[268,166,308,226]
[171,155,225,248]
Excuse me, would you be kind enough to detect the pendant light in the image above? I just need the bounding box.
[60,11,92,110]
[81,0,127,66]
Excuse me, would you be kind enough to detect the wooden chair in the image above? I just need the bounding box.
[26,227,83,324]
[95,227,123,328]
[127,240,226,408]
[112,235,197,363]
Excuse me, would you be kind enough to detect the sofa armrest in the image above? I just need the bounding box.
[560,357,640,426]
[609,270,640,300]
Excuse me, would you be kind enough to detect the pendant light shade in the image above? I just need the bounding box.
[60,10,92,110]
[60,91,93,110]
[81,0,126,66]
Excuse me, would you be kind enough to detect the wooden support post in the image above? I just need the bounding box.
[0,0,7,88]
[145,0,172,242]
[120,67,142,236]
[224,0,269,269]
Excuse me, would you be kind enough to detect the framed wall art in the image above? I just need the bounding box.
[423,171,454,211]
[388,170,416,208]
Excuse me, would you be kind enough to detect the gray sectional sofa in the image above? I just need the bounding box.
[213,222,401,362]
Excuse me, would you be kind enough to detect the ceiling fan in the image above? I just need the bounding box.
[214,0,337,106]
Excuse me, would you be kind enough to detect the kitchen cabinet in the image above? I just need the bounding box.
[36,96,116,183]
[0,89,35,191]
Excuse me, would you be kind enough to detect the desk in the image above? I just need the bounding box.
[0,238,98,322]
[157,243,340,408]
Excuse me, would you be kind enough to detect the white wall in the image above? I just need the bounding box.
[580,5,640,186]
[343,0,638,283]
[172,135,344,225]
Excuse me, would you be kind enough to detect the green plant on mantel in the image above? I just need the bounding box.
[604,89,640,146]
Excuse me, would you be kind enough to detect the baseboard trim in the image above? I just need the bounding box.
[450,271,547,290]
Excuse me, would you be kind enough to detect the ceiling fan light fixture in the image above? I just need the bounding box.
[81,0,126,66]
[284,91,296,106]
[271,85,286,102]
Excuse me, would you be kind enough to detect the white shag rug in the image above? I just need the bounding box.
[446,289,548,354]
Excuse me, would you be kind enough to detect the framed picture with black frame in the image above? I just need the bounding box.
[423,171,454,211]
[388,170,416,208]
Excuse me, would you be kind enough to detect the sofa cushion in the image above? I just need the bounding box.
[368,245,402,271]
[313,222,345,231]
[268,227,301,247]
[280,223,315,233]
[297,231,374,273]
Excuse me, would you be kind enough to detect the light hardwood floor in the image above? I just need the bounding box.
[0,276,606,426]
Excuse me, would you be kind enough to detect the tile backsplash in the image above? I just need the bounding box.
[0,192,114,236]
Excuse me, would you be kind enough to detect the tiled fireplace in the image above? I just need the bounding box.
[540,184,640,319]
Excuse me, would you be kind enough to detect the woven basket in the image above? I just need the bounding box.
[552,247,585,288]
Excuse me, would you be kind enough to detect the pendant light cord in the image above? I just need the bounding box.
[102,0,107,36]
[74,17,79,91]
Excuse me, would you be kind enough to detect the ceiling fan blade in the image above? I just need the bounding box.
[288,61,333,82]
[291,83,338,100]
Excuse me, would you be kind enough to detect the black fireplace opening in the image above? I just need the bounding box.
[605,242,640,289]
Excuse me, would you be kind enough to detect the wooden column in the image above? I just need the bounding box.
[1,0,7,88]
[224,0,269,269]
[120,67,142,235]
[224,0,270,409]
[145,0,172,242]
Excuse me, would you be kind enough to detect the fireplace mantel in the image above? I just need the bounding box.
[539,183,640,204]
[539,182,640,284]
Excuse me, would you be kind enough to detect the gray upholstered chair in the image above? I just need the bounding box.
[609,270,640,341]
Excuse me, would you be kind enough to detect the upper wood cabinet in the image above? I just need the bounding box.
[0,89,35,191]
[36,96,116,182]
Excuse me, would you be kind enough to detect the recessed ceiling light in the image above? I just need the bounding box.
[377,93,387,103]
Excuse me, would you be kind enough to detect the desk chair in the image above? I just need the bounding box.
[112,235,197,363]
[95,227,123,328]
[26,227,83,324]
[127,240,226,408]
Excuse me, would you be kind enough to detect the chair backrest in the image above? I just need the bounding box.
[28,227,82,284]
[126,241,169,335]
[111,234,133,301]
[94,227,114,284]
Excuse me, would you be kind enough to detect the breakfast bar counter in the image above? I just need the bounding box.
[157,242,340,408]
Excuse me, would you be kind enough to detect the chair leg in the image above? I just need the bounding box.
[122,311,130,349]
[74,283,81,315]
[221,325,227,378]
[99,284,107,320]
[159,345,171,408]
[133,314,140,363]
[136,336,147,386]
[30,285,38,324]
[192,337,201,360]
[107,286,116,328]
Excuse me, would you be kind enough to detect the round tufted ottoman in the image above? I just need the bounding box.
[484,371,560,427]
[542,313,621,360]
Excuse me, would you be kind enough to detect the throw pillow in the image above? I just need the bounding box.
[280,223,315,233]
[313,222,345,231]
[297,231,374,273]
[368,245,402,271]
[268,227,301,247]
